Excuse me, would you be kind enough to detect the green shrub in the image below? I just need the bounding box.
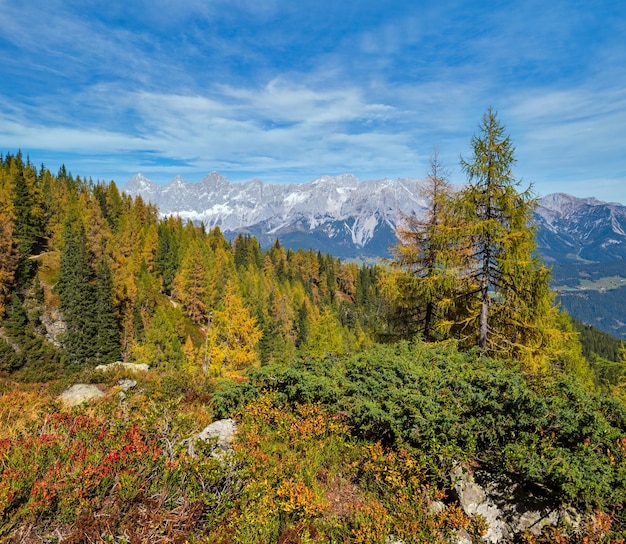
[215,340,626,527]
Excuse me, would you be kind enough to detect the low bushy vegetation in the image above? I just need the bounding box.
[216,341,626,538]
[1,340,626,541]
[208,395,483,543]
[0,363,479,543]
[0,372,228,542]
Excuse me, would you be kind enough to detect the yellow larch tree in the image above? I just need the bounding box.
[206,281,262,375]
[173,238,210,324]
[0,183,18,317]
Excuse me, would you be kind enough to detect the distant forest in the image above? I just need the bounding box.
[559,287,626,339]
[551,261,626,339]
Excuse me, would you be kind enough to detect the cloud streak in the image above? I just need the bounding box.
[0,0,624,202]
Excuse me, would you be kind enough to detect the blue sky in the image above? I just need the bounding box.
[1,0,625,202]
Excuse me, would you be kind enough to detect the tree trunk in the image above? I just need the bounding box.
[479,243,491,352]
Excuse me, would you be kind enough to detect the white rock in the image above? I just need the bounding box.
[95,361,149,373]
[453,466,509,543]
[186,418,239,459]
[59,384,104,407]
[197,418,238,451]
[118,379,137,391]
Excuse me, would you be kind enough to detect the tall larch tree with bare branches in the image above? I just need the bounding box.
[456,108,559,368]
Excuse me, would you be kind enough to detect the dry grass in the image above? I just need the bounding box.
[0,382,54,438]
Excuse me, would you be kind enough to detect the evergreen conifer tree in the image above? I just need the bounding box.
[1,292,61,378]
[1,293,29,373]
[3,293,29,341]
[155,219,181,295]
[94,258,121,363]
[56,218,99,367]
[11,166,39,285]
[0,199,18,318]
[456,108,556,363]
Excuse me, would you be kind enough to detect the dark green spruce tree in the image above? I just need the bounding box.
[1,291,61,379]
[93,258,121,364]
[0,293,29,372]
[156,220,182,295]
[55,218,99,368]
[10,160,40,286]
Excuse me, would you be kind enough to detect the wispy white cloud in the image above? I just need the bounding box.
[0,112,147,152]
[119,83,417,180]
[509,87,626,191]
[0,0,624,202]
[218,79,396,124]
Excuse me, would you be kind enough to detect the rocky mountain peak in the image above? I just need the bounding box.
[310,174,359,189]
[169,175,187,187]
[198,171,230,189]
[125,173,157,193]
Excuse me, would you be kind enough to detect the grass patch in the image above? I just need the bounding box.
[558,275,626,292]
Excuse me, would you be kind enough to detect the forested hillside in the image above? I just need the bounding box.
[0,151,383,381]
[1,113,626,543]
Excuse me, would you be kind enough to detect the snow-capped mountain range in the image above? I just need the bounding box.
[534,193,626,263]
[124,173,626,262]
[125,172,428,258]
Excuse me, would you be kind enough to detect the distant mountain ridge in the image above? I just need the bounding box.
[534,192,626,263]
[125,172,427,258]
[124,172,626,263]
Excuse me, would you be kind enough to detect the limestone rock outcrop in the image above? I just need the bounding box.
[59,383,104,407]
[187,418,238,458]
[452,465,581,542]
[95,361,149,372]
